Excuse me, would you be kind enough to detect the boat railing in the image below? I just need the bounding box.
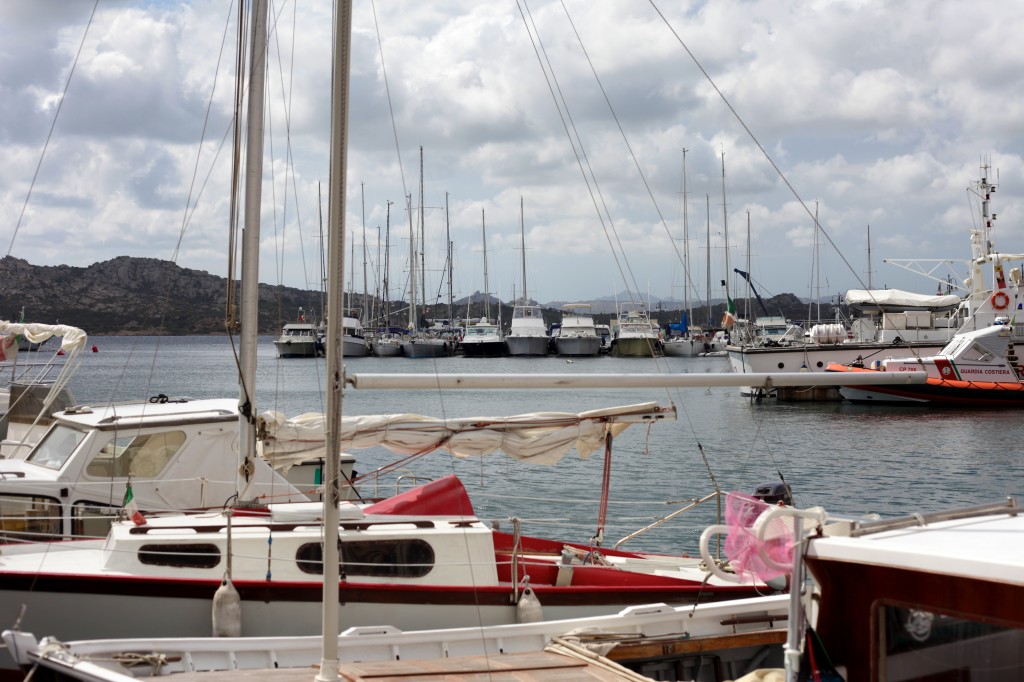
[612,490,723,551]
[849,497,1018,537]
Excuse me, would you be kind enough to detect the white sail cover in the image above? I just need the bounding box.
[844,289,961,311]
[259,402,676,470]
[0,321,89,354]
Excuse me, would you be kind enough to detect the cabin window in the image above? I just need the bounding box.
[71,501,120,538]
[0,494,60,541]
[296,539,435,578]
[25,425,88,470]
[879,604,1024,680]
[138,543,221,568]
[86,431,186,478]
[959,342,995,363]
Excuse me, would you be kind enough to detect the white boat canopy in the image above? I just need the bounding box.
[258,401,676,470]
[844,289,961,311]
[0,321,89,354]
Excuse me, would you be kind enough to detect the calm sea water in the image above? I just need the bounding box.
[56,335,1024,555]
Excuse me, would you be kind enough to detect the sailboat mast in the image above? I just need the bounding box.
[406,192,416,331]
[384,200,392,327]
[705,194,711,327]
[681,149,690,325]
[445,192,453,325]
[519,196,527,302]
[361,182,368,324]
[238,0,269,485]
[867,224,873,290]
[481,208,490,322]
[419,147,426,324]
[720,150,730,311]
[321,0,353,676]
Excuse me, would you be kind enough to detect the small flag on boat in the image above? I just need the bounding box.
[123,482,146,526]
[721,296,737,329]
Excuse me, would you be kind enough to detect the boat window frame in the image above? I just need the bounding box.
[296,538,435,578]
[0,493,62,540]
[85,430,187,479]
[137,543,222,569]
[24,424,89,471]
[877,600,1024,680]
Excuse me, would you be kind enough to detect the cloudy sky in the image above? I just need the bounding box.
[2,0,1023,315]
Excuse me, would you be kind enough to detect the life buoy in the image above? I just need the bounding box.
[992,291,1010,310]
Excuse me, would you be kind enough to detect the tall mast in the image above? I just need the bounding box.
[681,149,690,325]
[406,191,415,331]
[720,150,730,310]
[705,194,711,327]
[361,182,368,324]
[866,224,873,290]
[814,202,821,321]
[481,208,490,322]
[519,196,527,302]
[237,0,269,490]
[320,0,353,677]
[384,200,392,327]
[445,192,453,325]
[418,147,426,324]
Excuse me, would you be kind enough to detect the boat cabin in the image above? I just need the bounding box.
[0,398,351,542]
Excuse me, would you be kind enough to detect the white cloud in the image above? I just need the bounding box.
[0,0,1021,308]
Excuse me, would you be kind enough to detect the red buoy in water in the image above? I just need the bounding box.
[91,345,98,353]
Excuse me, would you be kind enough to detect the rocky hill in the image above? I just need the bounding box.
[0,256,326,335]
[0,256,838,335]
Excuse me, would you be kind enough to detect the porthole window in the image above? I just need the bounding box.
[297,539,435,578]
[777,362,785,369]
[138,543,221,568]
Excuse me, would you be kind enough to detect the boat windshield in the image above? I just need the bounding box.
[25,425,88,470]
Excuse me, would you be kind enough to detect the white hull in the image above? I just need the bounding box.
[728,341,947,375]
[505,335,550,356]
[343,336,368,357]
[555,335,601,356]
[370,337,403,357]
[273,339,319,358]
[8,594,790,680]
[401,338,450,358]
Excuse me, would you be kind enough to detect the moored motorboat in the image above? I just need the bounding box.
[272,313,321,358]
[554,304,602,357]
[610,304,662,357]
[505,301,549,356]
[826,323,1024,405]
[459,318,507,357]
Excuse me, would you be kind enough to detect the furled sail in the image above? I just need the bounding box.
[259,401,676,470]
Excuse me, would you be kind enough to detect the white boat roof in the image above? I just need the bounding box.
[807,501,1024,586]
[844,288,961,310]
[53,398,239,430]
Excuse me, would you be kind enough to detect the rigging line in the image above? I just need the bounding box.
[558,1,689,308]
[268,0,311,295]
[371,0,411,218]
[172,0,237,264]
[514,1,632,306]
[647,0,869,295]
[7,0,100,258]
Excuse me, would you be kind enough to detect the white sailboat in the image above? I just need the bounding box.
[505,198,550,357]
[459,208,506,357]
[400,148,449,358]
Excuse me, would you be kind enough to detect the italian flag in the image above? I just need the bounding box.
[721,296,737,328]
[123,483,146,526]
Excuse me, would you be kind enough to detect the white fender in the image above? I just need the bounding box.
[212,578,242,637]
